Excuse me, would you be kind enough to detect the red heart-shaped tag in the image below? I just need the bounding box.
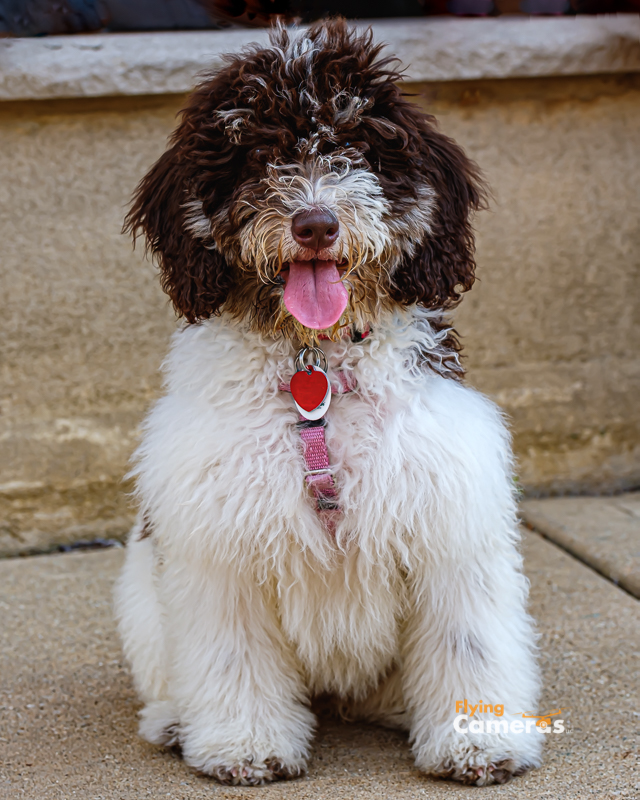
[290,367,330,412]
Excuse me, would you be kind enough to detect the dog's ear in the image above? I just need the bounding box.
[390,115,487,309]
[124,144,233,324]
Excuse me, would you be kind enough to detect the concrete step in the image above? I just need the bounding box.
[1,530,638,799]
[521,492,640,598]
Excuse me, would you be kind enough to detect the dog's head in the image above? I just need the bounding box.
[125,19,485,343]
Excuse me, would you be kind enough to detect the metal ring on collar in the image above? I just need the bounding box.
[295,346,328,373]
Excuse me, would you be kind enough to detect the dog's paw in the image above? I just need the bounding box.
[415,731,540,788]
[432,755,532,786]
[207,758,305,785]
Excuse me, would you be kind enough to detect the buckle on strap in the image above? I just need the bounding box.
[296,417,327,430]
[303,467,333,477]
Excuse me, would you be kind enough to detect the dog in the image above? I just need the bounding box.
[114,19,542,787]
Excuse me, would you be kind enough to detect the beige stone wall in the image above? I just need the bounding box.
[419,75,640,496]
[0,96,177,555]
[1,74,639,555]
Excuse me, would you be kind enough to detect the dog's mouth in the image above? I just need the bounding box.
[281,260,349,330]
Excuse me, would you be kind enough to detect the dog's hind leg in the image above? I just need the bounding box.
[160,556,315,785]
[114,526,178,745]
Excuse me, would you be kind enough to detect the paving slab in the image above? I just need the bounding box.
[1,532,639,800]
[521,492,640,599]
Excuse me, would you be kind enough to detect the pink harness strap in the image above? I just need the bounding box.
[279,376,356,534]
[280,327,368,533]
[297,419,340,532]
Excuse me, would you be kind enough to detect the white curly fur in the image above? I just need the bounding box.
[114,304,542,786]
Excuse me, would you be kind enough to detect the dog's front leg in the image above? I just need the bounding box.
[160,557,314,785]
[402,554,543,786]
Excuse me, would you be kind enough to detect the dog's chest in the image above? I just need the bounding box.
[270,380,413,691]
[158,320,443,545]
[274,545,407,697]
[197,361,431,544]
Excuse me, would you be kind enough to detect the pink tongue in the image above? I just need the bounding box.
[283,260,349,330]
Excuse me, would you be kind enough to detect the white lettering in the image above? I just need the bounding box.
[486,720,509,734]
[454,714,469,733]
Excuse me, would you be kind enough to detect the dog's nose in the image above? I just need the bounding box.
[291,209,339,251]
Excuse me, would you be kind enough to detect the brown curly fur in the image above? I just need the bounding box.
[124,19,486,372]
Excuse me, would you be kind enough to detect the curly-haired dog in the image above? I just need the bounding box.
[115,20,542,787]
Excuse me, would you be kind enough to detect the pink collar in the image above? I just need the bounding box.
[317,326,369,343]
